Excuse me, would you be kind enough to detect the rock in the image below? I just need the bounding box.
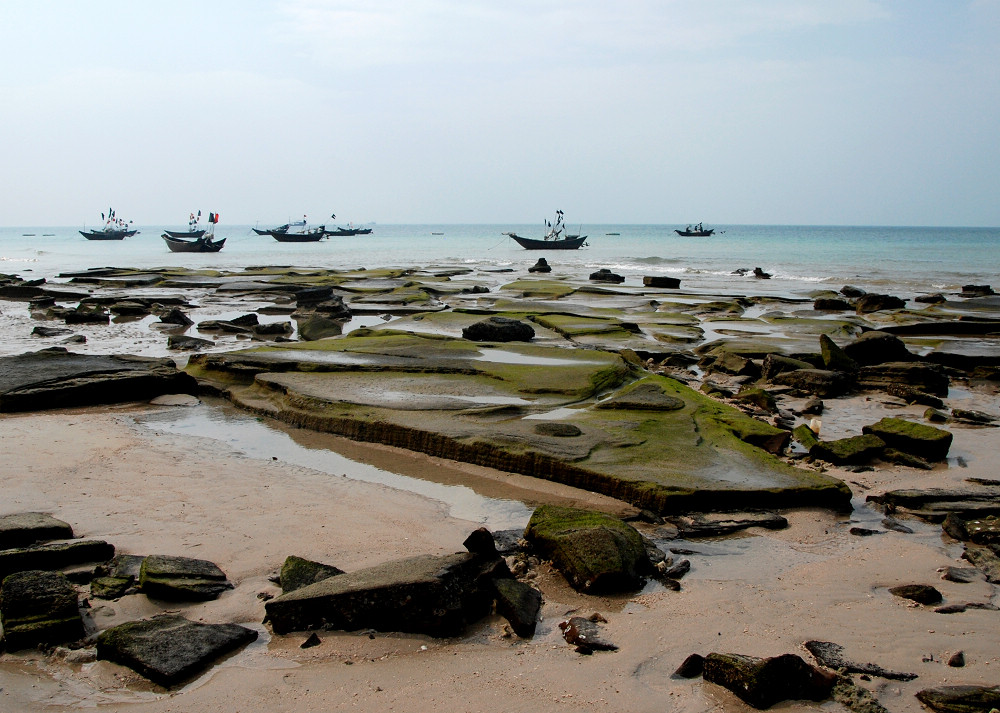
[915,292,946,304]
[138,555,233,601]
[558,616,618,652]
[947,651,965,667]
[702,652,837,709]
[0,512,74,549]
[589,269,625,284]
[671,513,788,538]
[110,301,152,317]
[462,316,535,342]
[300,632,322,648]
[528,258,551,273]
[916,685,1000,713]
[0,539,115,580]
[813,298,852,311]
[0,348,198,413]
[31,326,72,337]
[462,528,499,557]
[841,285,866,298]
[888,583,942,605]
[793,424,820,450]
[810,434,886,465]
[951,408,997,425]
[857,362,949,397]
[733,387,777,413]
[854,294,906,313]
[158,308,194,326]
[883,448,934,470]
[533,422,582,437]
[819,334,858,372]
[167,335,215,351]
[752,267,771,279]
[842,331,913,366]
[297,315,344,341]
[885,383,944,408]
[662,558,691,579]
[773,368,853,397]
[643,276,680,289]
[801,396,824,415]
[803,640,918,681]
[96,614,258,688]
[959,284,995,297]
[862,417,952,461]
[264,551,508,637]
[64,306,110,324]
[595,382,684,411]
[524,506,650,593]
[294,286,334,305]
[253,321,293,337]
[673,653,705,678]
[705,351,761,378]
[925,407,949,423]
[0,570,84,651]
[940,566,980,584]
[761,354,814,382]
[963,545,1000,583]
[942,514,1000,545]
[493,578,542,638]
[91,576,135,599]
[308,297,352,320]
[279,556,345,594]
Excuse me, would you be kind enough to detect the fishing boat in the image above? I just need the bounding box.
[272,225,326,242]
[252,224,289,236]
[675,223,714,237]
[504,210,588,250]
[80,207,138,240]
[162,211,224,251]
[164,211,207,238]
[324,225,373,237]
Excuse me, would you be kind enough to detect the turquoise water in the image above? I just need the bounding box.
[2,224,998,298]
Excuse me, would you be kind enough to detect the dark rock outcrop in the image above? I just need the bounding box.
[296,315,344,341]
[528,258,552,274]
[524,506,650,593]
[167,335,215,351]
[138,555,233,601]
[157,308,194,326]
[819,334,858,372]
[854,294,906,313]
[761,354,814,382]
[842,331,913,366]
[279,556,345,594]
[810,434,886,465]
[773,369,853,397]
[264,551,507,637]
[857,362,949,397]
[813,298,852,311]
[0,348,197,412]
[589,269,625,284]
[0,570,84,651]
[702,652,837,709]
[643,276,681,289]
[96,614,258,688]
[862,417,952,461]
[0,539,115,580]
[493,578,542,638]
[752,267,771,279]
[462,316,535,342]
[916,685,1000,713]
[0,512,74,549]
[888,583,942,605]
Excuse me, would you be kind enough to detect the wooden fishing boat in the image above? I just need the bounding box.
[162,234,226,252]
[80,228,138,240]
[675,223,714,237]
[505,210,587,250]
[272,226,326,242]
[164,228,206,238]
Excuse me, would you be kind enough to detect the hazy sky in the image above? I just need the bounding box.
[1,1,998,226]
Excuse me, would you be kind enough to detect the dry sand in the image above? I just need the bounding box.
[1,394,999,713]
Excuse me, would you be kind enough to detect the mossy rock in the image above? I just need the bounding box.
[0,570,84,651]
[492,578,542,638]
[524,506,649,593]
[733,387,777,413]
[280,555,344,593]
[139,555,232,601]
[862,417,952,461]
[792,424,820,450]
[810,434,886,465]
[91,575,135,599]
[819,334,858,372]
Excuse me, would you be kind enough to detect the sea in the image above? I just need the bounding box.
[2,223,998,301]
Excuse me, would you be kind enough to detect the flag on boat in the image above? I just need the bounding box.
[208,212,219,224]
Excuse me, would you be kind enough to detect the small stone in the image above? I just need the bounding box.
[301,632,322,648]
[947,651,966,667]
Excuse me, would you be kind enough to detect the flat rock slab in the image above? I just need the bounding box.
[0,348,197,412]
[916,685,1000,713]
[0,570,84,651]
[0,512,74,549]
[265,552,505,637]
[0,539,115,580]
[139,555,232,601]
[96,614,258,688]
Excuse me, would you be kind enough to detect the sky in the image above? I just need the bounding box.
[1,0,998,226]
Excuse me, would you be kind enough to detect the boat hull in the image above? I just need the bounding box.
[162,235,226,253]
[272,232,326,242]
[80,229,138,240]
[508,233,588,250]
[324,227,373,237]
[164,229,206,238]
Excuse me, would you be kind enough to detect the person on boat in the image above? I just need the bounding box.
[302,215,308,232]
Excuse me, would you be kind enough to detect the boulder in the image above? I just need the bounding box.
[819,334,858,372]
[703,652,837,709]
[32,326,72,337]
[793,424,820,450]
[523,506,650,593]
[942,514,1000,545]
[264,551,508,637]
[752,267,771,279]
[528,258,552,273]
[0,570,84,651]
[842,331,913,366]
[0,539,115,580]
[810,434,886,465]
[96,614,258,688]
[915,293,946,304]
[733,387,777,413]
[138,555,232,601]
[761,354,814,382]
[157,307,194,326]
[110,301,152,317]
[279,555,345,594]
[841,285,867,298]
[857,362,949,397]
[854,294,906,313]
[862,417,952,461]
[772,369,853,397]
[643,276,681,289]
[559,616,618,653]
[888,583,942,605]
[916,685,1000,713]
[462,316,535,342]
[800,396,824,415]
[0,348,198,412]
[705,351,760,378]
[167,335,215,351]
[294,286,334,305]
[589,269,625,284]
[0,512,73,549]
[959,284,995,298]
[813,298,852,311]
[296,315,344,341]
[308,297,352,321]
[885,383,944,408]
[493,578,542,638]
[64,306,110,324]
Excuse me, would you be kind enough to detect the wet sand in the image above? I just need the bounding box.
[2,393,999,713]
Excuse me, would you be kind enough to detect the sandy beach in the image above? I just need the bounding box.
[2,387,999,712]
